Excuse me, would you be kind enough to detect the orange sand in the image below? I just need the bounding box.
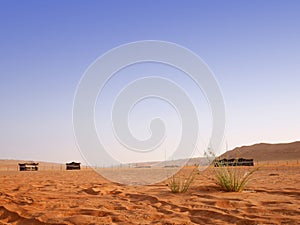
[0,164,299,225]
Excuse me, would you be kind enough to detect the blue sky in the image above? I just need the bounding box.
[0,0,300,164]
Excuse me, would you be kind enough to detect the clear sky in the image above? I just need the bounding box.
[0,0,300,164]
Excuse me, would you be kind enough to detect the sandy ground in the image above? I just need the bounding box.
[0,164,299,225]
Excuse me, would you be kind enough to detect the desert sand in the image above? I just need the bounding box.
[0,162,299,225]
[221,141,300,162]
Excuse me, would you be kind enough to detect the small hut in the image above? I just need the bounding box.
[18,162,39,171]
[66,162,81,170]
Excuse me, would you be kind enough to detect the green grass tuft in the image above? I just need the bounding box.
[213,162,259,192]
[205,148,259,192]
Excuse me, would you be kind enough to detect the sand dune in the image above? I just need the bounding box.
[0,160,64,171]
[1,141,300,224]
[221,141,300,161]
[0,164,299,224]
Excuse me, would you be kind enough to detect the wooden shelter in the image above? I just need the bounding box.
[66,162,81,170]
[18,162,39,171]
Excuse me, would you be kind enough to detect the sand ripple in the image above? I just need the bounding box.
[0,165,299,224]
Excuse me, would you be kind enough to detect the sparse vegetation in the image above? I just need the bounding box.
[205,149,259,192]
[213,159,259,192]
[168,166,198,193]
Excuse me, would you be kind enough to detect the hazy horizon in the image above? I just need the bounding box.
[1,0,300,164]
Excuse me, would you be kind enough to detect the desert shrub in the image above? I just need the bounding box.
[168,167,198,193]
[205,149,259,192]
[213,159,259,192]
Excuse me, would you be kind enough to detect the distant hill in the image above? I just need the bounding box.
[220,141,300,161]
[1,141,300,169]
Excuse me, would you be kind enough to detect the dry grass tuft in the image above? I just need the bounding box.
[168,167,198,193]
